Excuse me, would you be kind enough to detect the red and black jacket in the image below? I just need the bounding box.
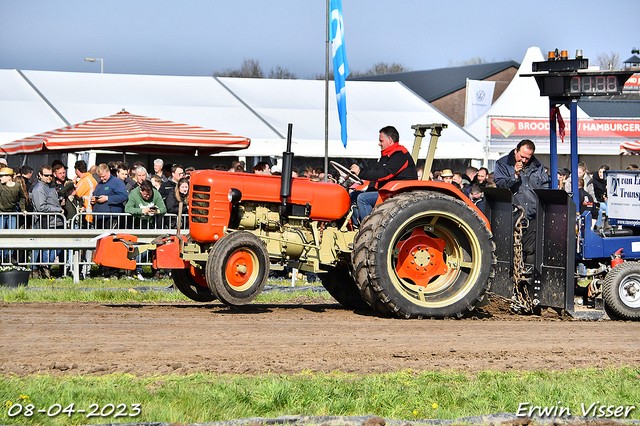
[359,143,418,191]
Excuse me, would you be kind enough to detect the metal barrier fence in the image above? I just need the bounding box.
[0,212,188,282]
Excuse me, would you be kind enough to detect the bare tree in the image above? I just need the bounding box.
[214,59,264,78]
[313,71,333,80]
[447,57,489,66]
[359,61,412,76]
[316,61,411,79]
[268,66,296,79]
[596,51,621,70]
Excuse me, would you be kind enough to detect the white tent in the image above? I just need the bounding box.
[0,69,481,160]
[464,46,589,160]
[0,70,68,143]
[218,77,482,159]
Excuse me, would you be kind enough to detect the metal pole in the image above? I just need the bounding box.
[549,99,558,189]
[570,98,579,209]
[324,0,330,182]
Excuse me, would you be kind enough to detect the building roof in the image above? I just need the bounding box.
[623,54,640,65]
[348,61,520,102]
[579,97,640,118]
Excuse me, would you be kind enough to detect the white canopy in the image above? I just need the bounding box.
[464,46,590,159]
[0,69,481,160]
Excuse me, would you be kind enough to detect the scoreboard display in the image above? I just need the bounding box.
[569,74,624,95]
[523,52,633,99]
[528,71,633,98]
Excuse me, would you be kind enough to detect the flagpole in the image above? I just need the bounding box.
[324,0,329,182]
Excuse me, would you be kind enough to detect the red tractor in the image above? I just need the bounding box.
[95,124,495,319]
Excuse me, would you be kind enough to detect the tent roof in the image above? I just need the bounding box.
[0,111,251,156]
[349,61,520,102]
[463,46,589,155]
[217,77,481,158]
[0,70,482,160]
[0,70,68,141]
[19,70,281,143]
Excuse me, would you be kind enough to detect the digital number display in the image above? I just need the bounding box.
[570,75,619,94]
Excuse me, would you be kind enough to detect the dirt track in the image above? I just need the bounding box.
[3,296,640,377]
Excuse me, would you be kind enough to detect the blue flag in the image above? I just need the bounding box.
[330,0,349,147]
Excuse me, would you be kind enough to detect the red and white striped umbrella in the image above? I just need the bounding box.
[0,110,250,155]
[620,140,640,155]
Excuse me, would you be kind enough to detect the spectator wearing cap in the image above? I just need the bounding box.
[441,169,454,185]
[557,168,570,191]
[0,167,26,216]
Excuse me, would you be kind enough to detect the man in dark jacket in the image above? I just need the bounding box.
[349,126,417,222]
[31,165,64,278]
[494,139,550,265]
[92,163,129,230]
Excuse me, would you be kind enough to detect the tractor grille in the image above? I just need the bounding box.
[191,185,211,223]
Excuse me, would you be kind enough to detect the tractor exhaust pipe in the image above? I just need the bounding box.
[280,123,294,217]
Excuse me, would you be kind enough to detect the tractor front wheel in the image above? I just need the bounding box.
[319,264,370,310]
[206,231,270,306]
[172,267,217,302]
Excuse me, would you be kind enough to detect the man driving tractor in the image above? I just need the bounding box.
[349,125,417,223]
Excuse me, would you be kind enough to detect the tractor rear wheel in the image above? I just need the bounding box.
[319,264,370,310]
[355,191,494,319]
[206,231,269,306]
[352,202,397,315]
[172,267,217,302]
[603,261,640,320]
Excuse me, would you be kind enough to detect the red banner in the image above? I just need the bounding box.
[490,117,640,139]
[624,74,640,87]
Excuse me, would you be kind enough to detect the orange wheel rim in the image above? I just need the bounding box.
[189,265,208,287]
[395,227,447,286]
[225,249,256,288]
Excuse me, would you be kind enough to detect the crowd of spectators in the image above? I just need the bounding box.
[0,157,192,280]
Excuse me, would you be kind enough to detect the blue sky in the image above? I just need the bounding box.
[0,0,637,78]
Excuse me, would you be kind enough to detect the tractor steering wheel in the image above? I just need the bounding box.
[330,161,364,187]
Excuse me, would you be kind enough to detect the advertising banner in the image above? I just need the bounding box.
[465,80,496,125]
[623,73,640,93]
[607,171,640,226]
[489,117,640,143]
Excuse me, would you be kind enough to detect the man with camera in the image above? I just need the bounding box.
[125,180,166,280]
[125,179,166,228]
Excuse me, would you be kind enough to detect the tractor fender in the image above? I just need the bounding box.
[377,180,490,231]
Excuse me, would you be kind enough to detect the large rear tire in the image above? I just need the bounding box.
[352,202,396,315]
[206,232,269,306]
[319,264,370,310]
[603,261,640,320]
[172,267,217,302]
[356,191,494,319]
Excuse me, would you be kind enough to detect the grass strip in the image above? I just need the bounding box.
[1,368,639,425]
[0,278,329,303]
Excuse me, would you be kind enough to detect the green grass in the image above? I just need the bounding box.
[0,275,328,303]
[1,369,639,425]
